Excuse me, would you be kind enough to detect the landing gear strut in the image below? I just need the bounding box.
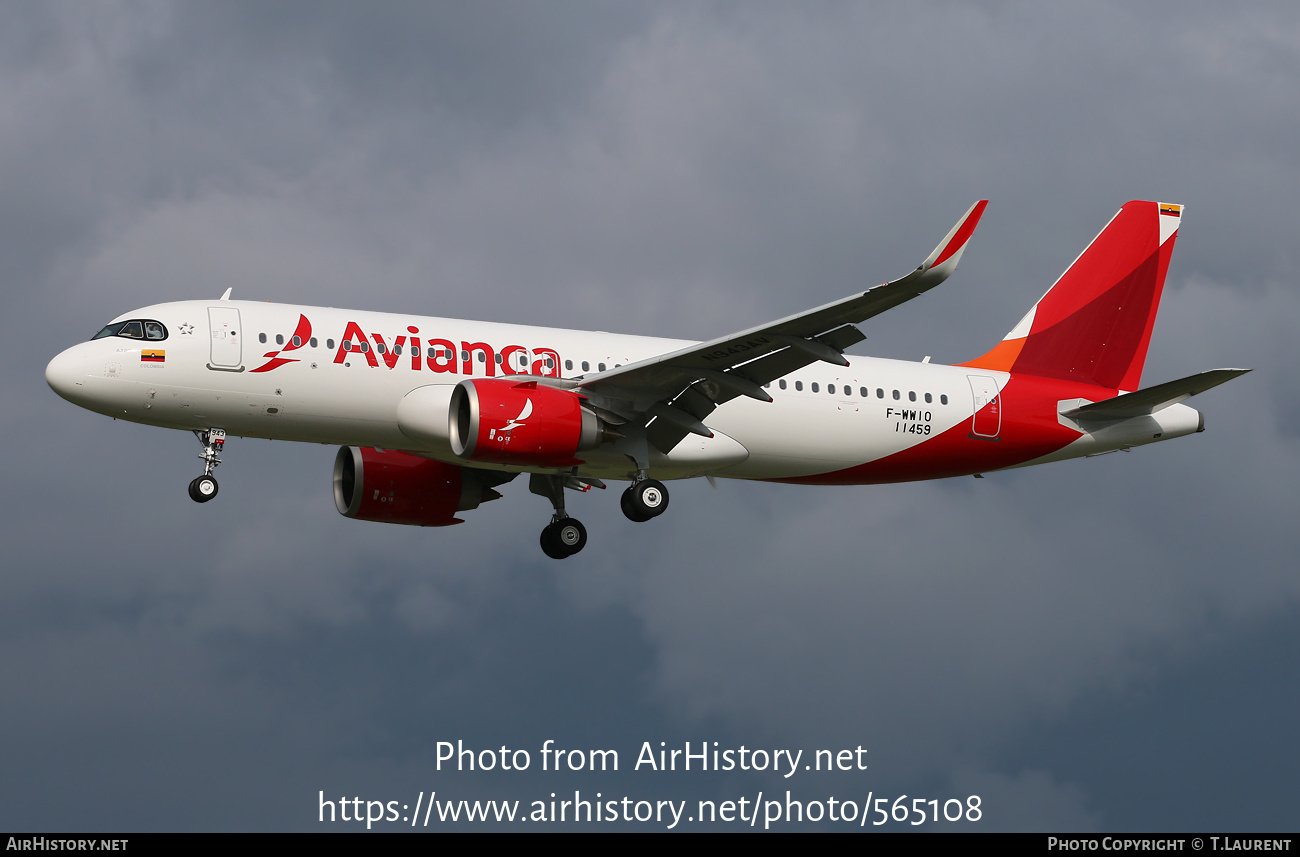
[621,473,669,522]
[530,473,588,559]
[188,428,226,503]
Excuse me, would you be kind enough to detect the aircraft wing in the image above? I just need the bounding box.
[572,200,988,452]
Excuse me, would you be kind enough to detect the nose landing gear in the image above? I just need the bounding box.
[188,428,226,503]
[188,474,218,502]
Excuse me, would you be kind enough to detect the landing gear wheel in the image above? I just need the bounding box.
[616,488,642,522]
[620,489,649,522]
[624,479,668,521]
[541,517,587,559]
[188,474,218,503]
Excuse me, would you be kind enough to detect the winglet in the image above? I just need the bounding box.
[921,200,988,276]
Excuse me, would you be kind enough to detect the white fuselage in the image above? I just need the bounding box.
[45,299,1200,484]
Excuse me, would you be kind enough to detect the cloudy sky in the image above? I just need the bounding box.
[3,2,1297,832]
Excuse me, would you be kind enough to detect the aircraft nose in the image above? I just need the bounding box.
[46,346,87,402]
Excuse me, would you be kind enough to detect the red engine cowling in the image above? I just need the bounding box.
[449,379,604,466]
[333,446,506,527]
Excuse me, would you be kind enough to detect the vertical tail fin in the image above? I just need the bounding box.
[961,200,1182,391]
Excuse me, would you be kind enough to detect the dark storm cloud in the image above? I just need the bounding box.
[3,1,1298,831]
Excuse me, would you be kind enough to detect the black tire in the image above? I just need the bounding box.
[541,519,586,559]
[629,479,668,519]
[540,524,566,559]
[189,475,218,503]
[621,488,649,522]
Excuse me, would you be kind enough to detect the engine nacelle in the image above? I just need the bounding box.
[449,378,604,467]
[333,446,507,527]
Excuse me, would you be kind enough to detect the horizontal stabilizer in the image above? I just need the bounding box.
[1062,368,1251,420]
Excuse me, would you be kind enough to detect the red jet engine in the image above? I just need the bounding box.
[333,446,508,526]
[449,379,605,467]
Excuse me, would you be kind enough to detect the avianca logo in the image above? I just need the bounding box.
[330,320,563,378]
[501,399,533,433]
[251,314,312,373]
[248,316,565,378]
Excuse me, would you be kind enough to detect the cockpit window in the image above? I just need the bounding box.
[91,319,168,341]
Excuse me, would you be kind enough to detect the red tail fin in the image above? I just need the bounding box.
[961,200,1182,391]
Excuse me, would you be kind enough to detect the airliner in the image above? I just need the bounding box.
[46,200,1248,558]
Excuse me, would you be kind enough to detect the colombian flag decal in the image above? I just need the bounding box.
[1159,203,1182,217]
[141,350,165,363]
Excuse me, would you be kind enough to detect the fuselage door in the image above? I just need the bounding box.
[968,374,1002,439]
[208,307,243,370]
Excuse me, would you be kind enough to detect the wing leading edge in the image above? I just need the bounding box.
[572,200,989,453]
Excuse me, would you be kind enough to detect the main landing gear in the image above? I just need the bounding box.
[541,518,587,560]
[620,475,669,523]
[529,471,669,559]
[188,428,226,503]
[530,474,589,560]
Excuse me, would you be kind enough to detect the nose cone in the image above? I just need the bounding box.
[46,346,87,403]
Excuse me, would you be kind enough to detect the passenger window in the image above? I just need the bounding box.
[811,382,819,393]
[276,334,284,345]
[259,333,267,344]
[310,337,318,348]
[909,391,916,402]
[892,390,900,400]
[779,379,787,390]
[925,393,932,403]
[795,381,803,391]
[877,388,884,398]
[395,345,402,355]
[827,384,835,395]
[377,343,386,354]
[326,339,334,350]
[343,340,352,351]
[582,361,590,372]
[292,336,302,347]
[941,394,949,405]
[860,387,868,398]
[495,353,503,364]
[360,342,369,353]
[598,363,606,371]
[565,360,573,370]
